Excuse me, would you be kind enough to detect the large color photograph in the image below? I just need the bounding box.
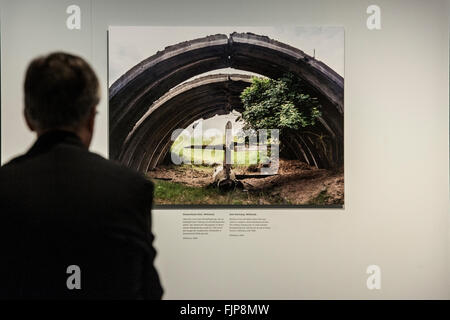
[109,26,344,208]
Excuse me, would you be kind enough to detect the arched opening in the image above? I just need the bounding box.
[109,30,344,206]
[109,32,344,169]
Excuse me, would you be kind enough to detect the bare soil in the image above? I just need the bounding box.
[147,159,344,205]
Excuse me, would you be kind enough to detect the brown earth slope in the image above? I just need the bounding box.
[147,159,344,205]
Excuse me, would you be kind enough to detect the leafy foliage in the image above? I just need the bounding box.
[239,73,321,134]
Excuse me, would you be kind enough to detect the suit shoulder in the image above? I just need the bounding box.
[84,151,153,189]
[1,154,28,168]
[84,153,155,212]
[0,154,30,182]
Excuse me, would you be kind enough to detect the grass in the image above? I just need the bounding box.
[176,164,215,172]
[307,190,331,205]
[171,133,272,165]
[175,149,270,166]
[152,179,288,205]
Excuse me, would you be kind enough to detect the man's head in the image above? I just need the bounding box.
[24,52,100,147]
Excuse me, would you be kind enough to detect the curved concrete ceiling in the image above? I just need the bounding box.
[120,74,251,171]
[109,32,344,166]
[119,74,336,172]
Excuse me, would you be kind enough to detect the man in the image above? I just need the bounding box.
[0,52,163,299]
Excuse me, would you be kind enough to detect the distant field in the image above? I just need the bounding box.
[171,134,271,165]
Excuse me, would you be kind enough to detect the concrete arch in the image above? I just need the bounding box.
[109,32,344,167]
[120,74,250,171]
[120,74,334,172]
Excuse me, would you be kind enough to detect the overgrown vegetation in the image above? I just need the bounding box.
[156,73,341,206]
[307,189,331,205]
[153,179,289,205]
[239,73,322,135]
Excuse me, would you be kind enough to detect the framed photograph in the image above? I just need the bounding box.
[108,26,344,208]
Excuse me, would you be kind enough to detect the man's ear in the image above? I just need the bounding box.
[24,109,36,132]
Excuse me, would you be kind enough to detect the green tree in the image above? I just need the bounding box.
[239,73,321,135]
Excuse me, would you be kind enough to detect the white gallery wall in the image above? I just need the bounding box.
[0,0,449,299]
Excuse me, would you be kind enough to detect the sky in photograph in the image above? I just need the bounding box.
[109,26,344,135]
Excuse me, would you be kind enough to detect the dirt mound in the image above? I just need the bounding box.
[148,160,344,205]
[147,165,213,187]
[277,159,314,173]
[276,171,344,205]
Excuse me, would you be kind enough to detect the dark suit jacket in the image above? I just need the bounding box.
[0,130,163,299]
